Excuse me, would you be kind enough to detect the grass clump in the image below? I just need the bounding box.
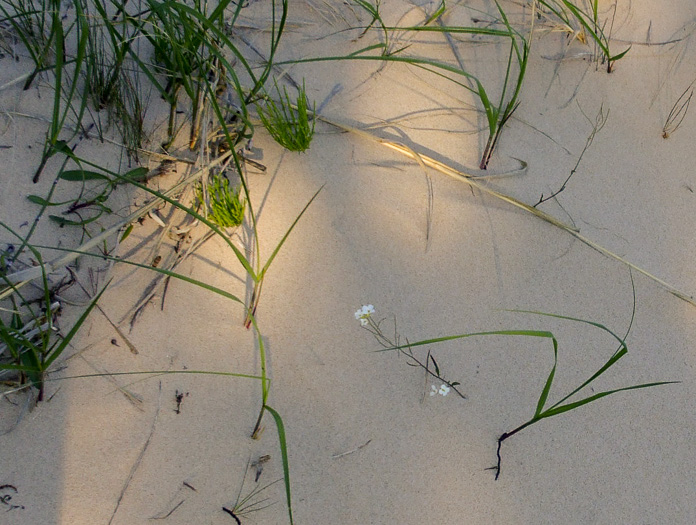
[0,0,53,88]
[257,80,315,152]
[0,225,108,401]
[284,1,529,169]
[197,173,246,228]
[536,0,629,72]
[1,0,300,519]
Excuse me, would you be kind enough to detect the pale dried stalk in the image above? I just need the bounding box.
[320,114,696,307]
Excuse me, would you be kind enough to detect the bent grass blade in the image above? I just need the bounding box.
[380,314,678,480]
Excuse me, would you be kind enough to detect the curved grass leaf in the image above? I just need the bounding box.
[539,381,679,419]
[27,195,73,207]
[59,170,110,182]
[265,405,293,525]
[31,244,244,307]
[49,213,103,227]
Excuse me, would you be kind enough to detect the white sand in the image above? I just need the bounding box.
[2,1,696,523]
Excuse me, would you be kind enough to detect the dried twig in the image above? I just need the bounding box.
[535,104,608,206]
[331,439,372,459]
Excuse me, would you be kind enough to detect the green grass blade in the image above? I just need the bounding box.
[536,0,571,25]
[278,53,480,95]
[348,43,386,57]
[31,244,244,306]
[379,329,556,352]
[42,278,110,370]
[609,47,631,62]
[16,369,266,388]
[26,195,73,207]
[504,309,632,409]
[534,336,558,417]
[560,0,613,59]
[246,314,268,403]
[540,382,679,419]
[264,405,293,525]
[259,185,324,279]
[507,309,627,348]
[0,330,41,377]
[475,79,497,132]
[48,2,63,141]
[261,0,289,91]
[423,0,446,25]
[49,214,104,227]
[387,25,512,38]
[550,347,628,410]
[59,170,110,181]
[0,324,22,359]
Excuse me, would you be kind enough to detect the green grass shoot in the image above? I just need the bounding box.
[197,173,246,229]
[257,79,316,153]
[380,308,678,480]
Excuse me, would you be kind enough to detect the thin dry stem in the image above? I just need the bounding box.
[320,114,696,307]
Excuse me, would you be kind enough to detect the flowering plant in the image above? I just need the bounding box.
[355,304,464,400]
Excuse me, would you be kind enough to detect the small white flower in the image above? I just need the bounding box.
[438,384,450,396]
[430,385,437,396]
[355,304,375,325]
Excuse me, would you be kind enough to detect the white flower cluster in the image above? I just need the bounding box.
[354,304,375,326]
[430,384,450,397]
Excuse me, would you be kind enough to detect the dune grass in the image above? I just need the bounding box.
[0,0,53,89]
[0,224,110,401]
[537,0,629,73]
[377,303,677,480]
[283,0,631,169]
[0,0,306,521]
[257,79,315,152]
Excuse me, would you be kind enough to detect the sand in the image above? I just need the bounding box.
[1,1,696,523]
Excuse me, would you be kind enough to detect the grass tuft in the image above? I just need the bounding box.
[257,79,315,152]
[197,173,246,229]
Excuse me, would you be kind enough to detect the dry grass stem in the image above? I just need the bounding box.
[320,114,696,307]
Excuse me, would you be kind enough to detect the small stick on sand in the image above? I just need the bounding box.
[332,439,372,459]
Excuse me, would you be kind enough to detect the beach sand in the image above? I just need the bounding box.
[1,1,696,523]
